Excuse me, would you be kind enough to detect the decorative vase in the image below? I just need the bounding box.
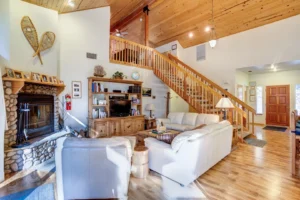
[115,76,123,80]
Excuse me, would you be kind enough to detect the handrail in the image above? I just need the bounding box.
[168,53,255,113]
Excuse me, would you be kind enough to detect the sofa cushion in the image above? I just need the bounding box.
[166,124,195,131]
[168,112,185,124]
[171,129,210,152]
[182,113,198,126]
[195,114,219,126]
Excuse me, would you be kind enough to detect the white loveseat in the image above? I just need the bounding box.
[145,121,232,186]
[156,112,220,131]
[55,137,132,200]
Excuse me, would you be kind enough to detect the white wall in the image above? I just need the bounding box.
[0,0,10,61]
[0,71,7,182]
[59,7,168,129]
[181,14,300,94]
[0,0,59,76]
[249,70,300,125]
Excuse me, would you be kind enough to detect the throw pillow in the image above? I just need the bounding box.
[156,133,179,144]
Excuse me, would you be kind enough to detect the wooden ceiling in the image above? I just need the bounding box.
[23,0,300,48]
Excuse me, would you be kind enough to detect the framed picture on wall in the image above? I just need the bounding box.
[72,81,82,99]
[5,68,15,78]
[250,87,256,95]
[14,70,24,79]
[41,74,49,83]
[250,95,255,102]
[142,87,152,97]
[23,72,31,80]
[31,72,41,81]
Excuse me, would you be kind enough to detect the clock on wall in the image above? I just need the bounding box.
[131,72,140,80]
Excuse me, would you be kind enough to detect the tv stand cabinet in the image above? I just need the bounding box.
[87,77,144,138]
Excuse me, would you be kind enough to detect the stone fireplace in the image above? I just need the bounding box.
[3,81,68,173]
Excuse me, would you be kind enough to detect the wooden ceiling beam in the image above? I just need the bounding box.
[110,0,156,32]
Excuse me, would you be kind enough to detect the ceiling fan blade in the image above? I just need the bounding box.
[121,32,128,35]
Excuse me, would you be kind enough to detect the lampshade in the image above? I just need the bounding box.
[145,103,155,111]
[216,97,234,108]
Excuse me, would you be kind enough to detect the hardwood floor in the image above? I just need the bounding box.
[198,126,300,200]
[0,126,299,200]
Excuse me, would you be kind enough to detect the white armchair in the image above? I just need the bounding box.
[145,121,232,186]
[55,137,132,200]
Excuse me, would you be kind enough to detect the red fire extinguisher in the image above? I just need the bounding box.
[65,94,71,111]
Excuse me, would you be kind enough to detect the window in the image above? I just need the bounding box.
[296,85,300,113]
[256,86,263,114]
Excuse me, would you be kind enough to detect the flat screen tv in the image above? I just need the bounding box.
[109,100,131,117]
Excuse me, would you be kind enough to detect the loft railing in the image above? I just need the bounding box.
[110,35,256,138]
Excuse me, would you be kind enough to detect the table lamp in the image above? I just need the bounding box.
[145,103,155,118]
[216,97,234,120]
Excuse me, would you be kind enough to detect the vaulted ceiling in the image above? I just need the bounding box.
[23,0,300,48]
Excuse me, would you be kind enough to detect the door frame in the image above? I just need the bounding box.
[266,85,290,127]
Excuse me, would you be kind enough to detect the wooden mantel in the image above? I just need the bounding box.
[2,77,65,95]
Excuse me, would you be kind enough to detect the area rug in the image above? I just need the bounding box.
[263,126,287,132]
[244,138,267,148]
[0,183,55,200]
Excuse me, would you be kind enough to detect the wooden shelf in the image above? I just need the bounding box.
[92,92,140,95]
[2,77,65,95]
[88,77,142,85]
[92,105,108,107]
[132,103,141,106]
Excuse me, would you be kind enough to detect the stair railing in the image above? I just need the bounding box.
[110,35,255,137]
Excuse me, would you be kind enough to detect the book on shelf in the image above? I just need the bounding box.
[92,109,107,119]
[92,81,104,93]
[131,109,140,116]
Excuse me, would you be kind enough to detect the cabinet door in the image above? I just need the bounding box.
[109,121,121,136]
[93,122,108,138]
[134,119,144,132]
[123,120,133,135]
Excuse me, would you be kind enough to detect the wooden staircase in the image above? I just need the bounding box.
[109,36,256,141]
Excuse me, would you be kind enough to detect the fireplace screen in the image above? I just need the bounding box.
[17,94,54,140]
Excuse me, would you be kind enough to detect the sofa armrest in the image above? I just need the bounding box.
[156,118,171,126]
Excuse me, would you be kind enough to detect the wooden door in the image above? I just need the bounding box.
[266,85,290,126]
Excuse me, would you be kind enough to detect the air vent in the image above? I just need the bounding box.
[87,52,97,59]
[196,44,205,61]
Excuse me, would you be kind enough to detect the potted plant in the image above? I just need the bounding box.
[112,71,127,80]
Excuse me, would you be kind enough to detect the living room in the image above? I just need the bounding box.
[0,0,300,199]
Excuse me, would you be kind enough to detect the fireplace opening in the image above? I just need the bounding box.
[17,94,54,140]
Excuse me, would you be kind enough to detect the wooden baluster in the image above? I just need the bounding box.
[252,113,254,135]
[247,110,250,131]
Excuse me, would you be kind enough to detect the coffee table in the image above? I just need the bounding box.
[137,129,181,145]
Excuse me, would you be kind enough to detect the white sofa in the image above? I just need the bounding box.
[55,137,132,200]
[145,121,233,186]
[156,112,220,131]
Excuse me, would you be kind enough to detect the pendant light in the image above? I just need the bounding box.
[209,0,217,48]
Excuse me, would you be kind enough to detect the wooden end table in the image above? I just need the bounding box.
[132,146,149,178]
[145,118,157,129]
[137,129,181,145]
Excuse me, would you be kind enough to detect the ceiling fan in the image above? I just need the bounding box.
[113,29,128,38]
